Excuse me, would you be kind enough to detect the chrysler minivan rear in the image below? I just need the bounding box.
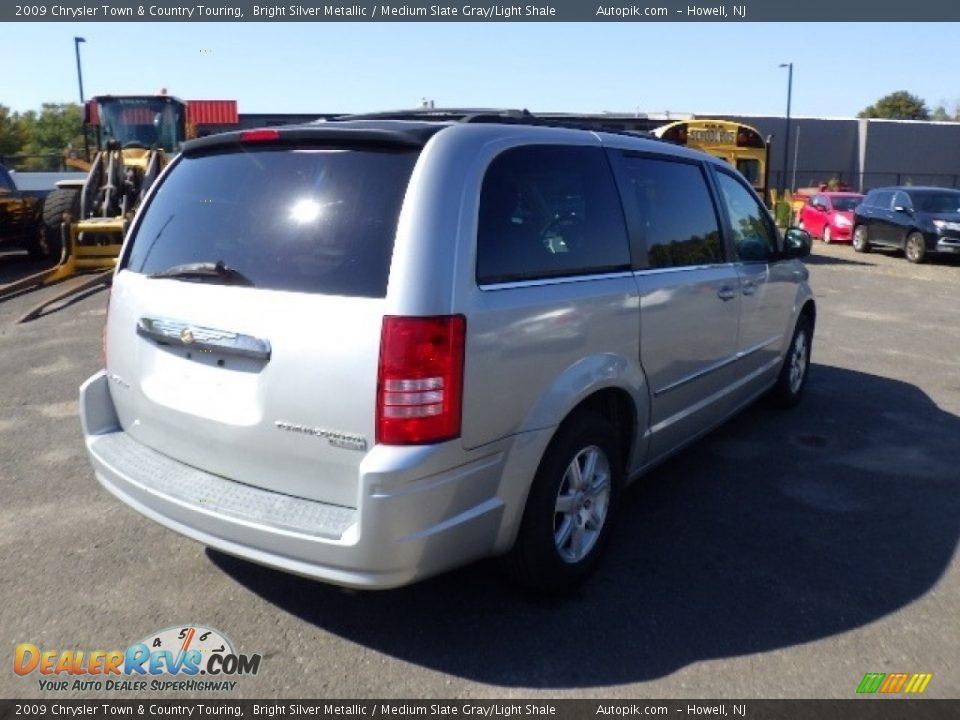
[80,125,507,588]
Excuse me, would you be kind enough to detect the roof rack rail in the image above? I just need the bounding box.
[326,108,662,141]
[329,108,534,123]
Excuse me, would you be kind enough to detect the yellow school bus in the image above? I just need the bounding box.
[654,119,771,204]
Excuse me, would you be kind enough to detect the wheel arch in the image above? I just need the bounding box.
[563,388,638,475]
[799,297,816,326]
[516,353,647,472]
[492,372,647,554]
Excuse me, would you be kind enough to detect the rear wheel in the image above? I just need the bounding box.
[506,413,622,594]
[37,187,81,261]
[822,225,832,244]
[904,231,927,264]
[852,225,870,253]
[25,215,52,260]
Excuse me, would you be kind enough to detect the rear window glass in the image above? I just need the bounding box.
[126,147,417,297]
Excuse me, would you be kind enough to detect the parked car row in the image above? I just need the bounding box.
[797,186,960,264]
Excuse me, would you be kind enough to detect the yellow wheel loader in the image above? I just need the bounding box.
[2,93,187,322]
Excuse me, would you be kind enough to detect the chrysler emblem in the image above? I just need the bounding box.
[180,328,195,344]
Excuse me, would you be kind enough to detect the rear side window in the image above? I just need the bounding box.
[476,145,630,284]
[867,190,894,209]
[892,191,912,211]
[126,147,417,297]
[619,155,723,268]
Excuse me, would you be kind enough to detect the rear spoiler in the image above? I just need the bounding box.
[182,124,441,156]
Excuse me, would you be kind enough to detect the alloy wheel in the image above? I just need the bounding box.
[554,445,611,564]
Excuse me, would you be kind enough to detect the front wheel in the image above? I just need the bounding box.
[505,413,622,594]
[904,231,927,264]
[769,314,813,408]
[852,225,870,253]
[38,187,80,261]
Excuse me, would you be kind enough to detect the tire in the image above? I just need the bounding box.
[852,225,870,253]
[904,231,927,264]
[769,313,813,408]
[505,413,622,594]
[37,187,81,261]
[25,214,52,260]
[822,225,832,244]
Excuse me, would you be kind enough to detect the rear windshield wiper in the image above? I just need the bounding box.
[148,261,255,287]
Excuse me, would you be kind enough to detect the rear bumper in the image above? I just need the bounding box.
[828,222,853,241]
[80,371,528,589]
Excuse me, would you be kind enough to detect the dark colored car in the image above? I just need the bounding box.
[852,186,960,263]
[798,191,864,244]
[0,164,46,258]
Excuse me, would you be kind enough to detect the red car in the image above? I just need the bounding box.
[798,191,864,243]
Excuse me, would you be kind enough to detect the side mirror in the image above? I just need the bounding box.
[893,205,912,214]
[782,227,812,259]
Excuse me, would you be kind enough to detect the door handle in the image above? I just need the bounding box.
[717,286,737,301]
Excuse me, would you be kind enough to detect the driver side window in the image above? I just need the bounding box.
[715,171,779,262]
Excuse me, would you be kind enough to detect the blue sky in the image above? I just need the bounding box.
[3,22,959,118]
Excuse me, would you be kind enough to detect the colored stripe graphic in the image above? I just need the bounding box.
[857,673,885,694]
[857,672,933,694]
[904,674,934,694]
[879,673,909,693]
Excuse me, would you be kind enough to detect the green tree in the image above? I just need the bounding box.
[931,105,950,121]
[931,99,960,121]
[0,104,25,158]
[858,91,930,120]
[14,103,85,170]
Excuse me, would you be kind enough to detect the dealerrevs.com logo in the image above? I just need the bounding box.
[14,625,262,693]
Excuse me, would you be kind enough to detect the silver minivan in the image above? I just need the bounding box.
[80,113,815,593]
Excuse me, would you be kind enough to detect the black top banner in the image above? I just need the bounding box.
[3,0,960,22]
[0,700,958,720]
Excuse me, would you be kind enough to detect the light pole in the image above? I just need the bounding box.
[74,37,89,161]
[779,62,793,198]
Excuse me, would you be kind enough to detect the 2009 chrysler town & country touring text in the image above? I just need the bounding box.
[80,111,815,593]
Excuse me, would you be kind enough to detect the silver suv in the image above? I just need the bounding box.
[80,111,815,593]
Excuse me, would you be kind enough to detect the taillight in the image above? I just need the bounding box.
[240,129,280,143]
[376,315,466,445]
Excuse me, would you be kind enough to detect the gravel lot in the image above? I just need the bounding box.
[1,242,957,699]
